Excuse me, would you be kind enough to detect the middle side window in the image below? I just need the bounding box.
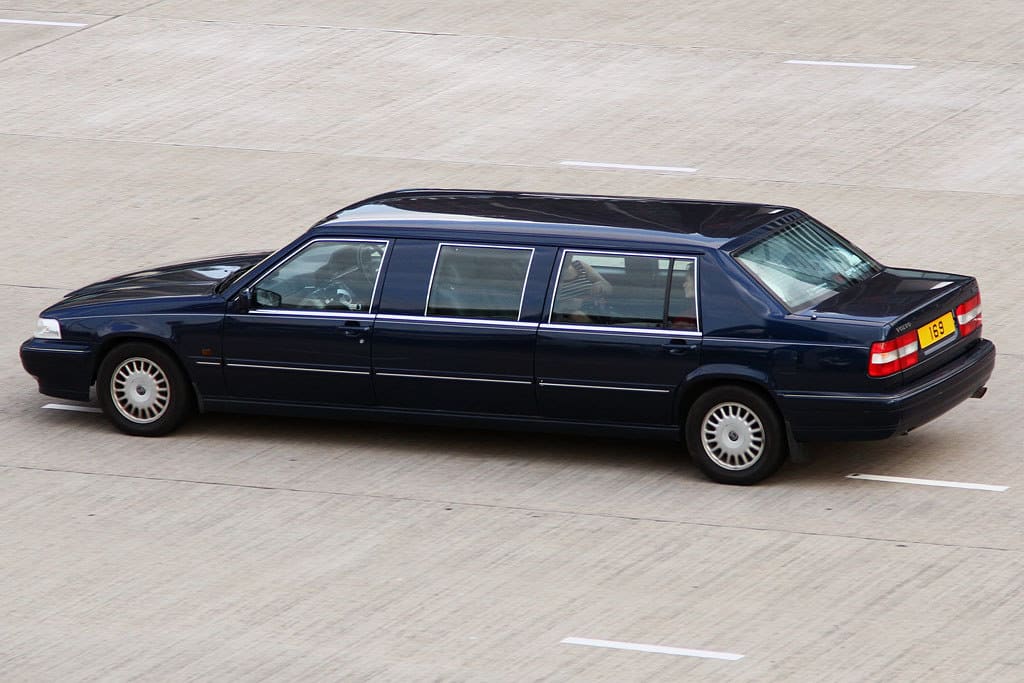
[425,244,534,321]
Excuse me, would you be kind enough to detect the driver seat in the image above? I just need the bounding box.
[314,246,360,288]
[313,245,372,310]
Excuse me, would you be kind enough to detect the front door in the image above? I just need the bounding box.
[222,238,388,406]
[536,250,702,425]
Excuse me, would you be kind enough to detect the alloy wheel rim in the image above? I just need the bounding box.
[110,357,170,424]
[700,401,765,470]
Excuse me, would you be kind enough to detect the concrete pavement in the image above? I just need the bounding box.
[1,2,1022,680]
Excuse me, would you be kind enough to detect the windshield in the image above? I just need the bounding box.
[215,264,254,293]
[734,216,881,310]
[214,251,277,294]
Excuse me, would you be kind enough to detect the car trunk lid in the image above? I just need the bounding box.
[808,267,982,383]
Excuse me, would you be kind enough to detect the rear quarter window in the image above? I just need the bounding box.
[734,216,880,310]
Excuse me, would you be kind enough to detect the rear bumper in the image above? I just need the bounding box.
[20,338,96,401]
[779,338,996,442]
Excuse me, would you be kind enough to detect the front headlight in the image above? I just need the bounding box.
[34,318,62,339]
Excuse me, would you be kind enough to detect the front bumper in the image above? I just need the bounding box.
[779,338,996,442]
[20,338,96,401]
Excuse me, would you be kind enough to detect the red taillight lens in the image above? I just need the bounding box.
[869,330,920,377]
[956,293,982,336]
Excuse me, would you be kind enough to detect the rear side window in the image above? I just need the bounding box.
[425,244,534,320]
[734,216,880,310]
[667,260,698,330]
[550,251,698,331]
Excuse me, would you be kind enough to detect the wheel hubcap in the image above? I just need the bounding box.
[700,401,765,470]
[110,357,170,424]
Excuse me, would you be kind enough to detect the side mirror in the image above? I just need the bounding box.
[254,287,282,309]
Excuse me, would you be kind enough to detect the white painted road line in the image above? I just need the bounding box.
[42,403,102,414]
[0,18,89,27]
[847,473,1008,492]
[560,161,698,173]
[785,59,915,70]
[561,637,744,660]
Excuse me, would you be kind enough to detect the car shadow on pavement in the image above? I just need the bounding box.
[185,412,959,486]
[184,411,694,475]
[781,429,956,485]
[48,406,955,487]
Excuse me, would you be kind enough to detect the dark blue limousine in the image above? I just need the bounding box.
[21,189,995,484]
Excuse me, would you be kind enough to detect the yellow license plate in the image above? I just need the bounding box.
[918,312,956,349]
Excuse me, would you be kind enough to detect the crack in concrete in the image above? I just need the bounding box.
[0,13,119,66]
[0,282,66,291]
[1,131,1022,199]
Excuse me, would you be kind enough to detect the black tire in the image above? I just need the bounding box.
[685,385,786,485]
[96,342,191,436]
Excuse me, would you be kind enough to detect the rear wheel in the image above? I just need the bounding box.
[685,385,785,484]
[97,343,191,436]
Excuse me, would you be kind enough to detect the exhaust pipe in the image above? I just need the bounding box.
[971,386,988,399]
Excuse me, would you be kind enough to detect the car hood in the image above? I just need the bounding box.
[60,251,272,305]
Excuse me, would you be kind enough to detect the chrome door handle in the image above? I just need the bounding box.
[662,340,690,355]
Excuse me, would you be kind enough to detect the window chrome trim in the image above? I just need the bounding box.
[245,237,390,316]
[377,313,538,329]
[541,323,701,338]
[548,249,701,332]
[537,381,671,394]
[242,309,375,320]
[375,371,533,385]
[226,363,370,376]
[424,242,536,322]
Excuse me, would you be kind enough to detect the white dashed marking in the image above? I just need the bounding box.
[847,473,1007,491]
[785,59,915,70]
[0,18,88,27]
[561,637,744,660]
[560,161,698,173]
[42,403,102,413]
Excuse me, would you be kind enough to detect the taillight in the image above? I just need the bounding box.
[869,330,920,377]
[956,293,982,336]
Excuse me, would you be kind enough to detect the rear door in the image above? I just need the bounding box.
[536,249,702,425]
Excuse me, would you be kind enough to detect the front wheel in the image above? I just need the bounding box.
[685,386,786,485]
[97,343,191,436]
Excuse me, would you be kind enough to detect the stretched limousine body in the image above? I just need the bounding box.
[21,189,995,483]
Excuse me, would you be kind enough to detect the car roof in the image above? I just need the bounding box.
[313,189,797,249]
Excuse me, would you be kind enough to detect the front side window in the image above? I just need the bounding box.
[425,244,533,320]
[551,251,698,330]
[253,240,387,312]
[734,216,880,310]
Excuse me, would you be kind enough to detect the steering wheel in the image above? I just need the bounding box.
[298,279,358,310]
